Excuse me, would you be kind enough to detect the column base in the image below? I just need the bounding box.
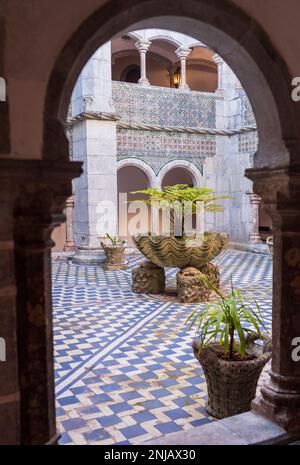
[252,374,300,434]
[138,78,150,86]
[73,246,105,265]
[228,241,270,255]
[249,233,263,244]
[179,83,190,90]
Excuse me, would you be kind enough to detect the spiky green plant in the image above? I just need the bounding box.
[186,277,270,360]
[131,184,230,237]
[105,233,121,245]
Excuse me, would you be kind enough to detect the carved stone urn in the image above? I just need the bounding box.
[132,232,229,269]
[100,240,127,271]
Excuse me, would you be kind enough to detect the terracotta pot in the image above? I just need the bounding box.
[132,232,228,268]
[100,240,127,270]
[192,340,272,419]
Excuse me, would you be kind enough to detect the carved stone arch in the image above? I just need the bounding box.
[117,158,158,188]
[157,160,203,187]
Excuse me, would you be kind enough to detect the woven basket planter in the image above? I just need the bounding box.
[100,241,127,270]
[192,340,271,419]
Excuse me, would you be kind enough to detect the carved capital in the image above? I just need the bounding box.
[245,166,300,222]
[135,40,151,54]
[175,47,191,60]
[212,53,224,66]
[0,159,82,245]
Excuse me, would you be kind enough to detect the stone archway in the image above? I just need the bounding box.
[117,161,157,245]
[158,160,202,188]
[117,159,158,188]
[4,0,299,445]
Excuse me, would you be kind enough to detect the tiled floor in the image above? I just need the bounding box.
[53,249,272,445]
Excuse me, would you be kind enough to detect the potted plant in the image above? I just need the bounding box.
[186,277,271,419]
[131,184,230,268]
[100,233,127,270]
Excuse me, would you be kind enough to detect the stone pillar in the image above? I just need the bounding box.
[205,55,253,244]
[0,159,81,445]
[135,40,151,86]
[212,54,224,94]
[0,174,19,444]
[175,48,191,90]
[246,166,300,434]
[71,42,118,263]
[249,193,262,244]
[64,195,75,251]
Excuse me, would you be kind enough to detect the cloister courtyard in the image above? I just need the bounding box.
[53,248,272,445]
[2,0,300,447]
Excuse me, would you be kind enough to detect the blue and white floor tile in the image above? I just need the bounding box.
[53,249,272,445]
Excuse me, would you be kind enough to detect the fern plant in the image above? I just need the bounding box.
[186,277,270,360]
[131,184,230,237]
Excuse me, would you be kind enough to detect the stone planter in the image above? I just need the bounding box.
[192,340,272,419]
[177,263,220,303]
[101,240,127,270]
[132,260,165,294]
[132,232,228,269]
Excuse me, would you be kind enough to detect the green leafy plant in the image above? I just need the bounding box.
[186,277,270,360]
[131,184,231,237]
[105,233,122,245]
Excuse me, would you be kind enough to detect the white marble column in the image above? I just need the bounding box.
[249,193,262,243]
[71,42,118,262]
[212,54,224,94]
[135,40,151,86]
[175,48,191,90]
[64,195,76,251]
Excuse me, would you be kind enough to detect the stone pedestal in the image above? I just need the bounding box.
[200,263,220,288]
[177,263,219,303]
[132,260,165,294]
[73,245,104,265]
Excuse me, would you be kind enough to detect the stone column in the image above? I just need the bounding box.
[175,48,191,90]
[135,40,151,86]
[64,195,75,251]
[212,54,224,94]
[0,159,82,445]
[71,42,118,263]
[249,193,262,243]
[246,166,300,434]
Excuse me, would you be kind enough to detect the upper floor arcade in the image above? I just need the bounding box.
[111,28,218,92]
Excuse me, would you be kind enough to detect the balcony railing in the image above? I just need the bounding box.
[112,81,219,129]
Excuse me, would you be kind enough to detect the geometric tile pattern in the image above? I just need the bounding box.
[117,129,214,175]
[53,249,272,445]
[112,81,218,129]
